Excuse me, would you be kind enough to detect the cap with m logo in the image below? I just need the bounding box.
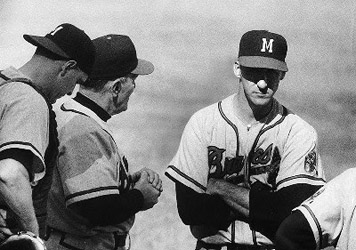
[23,23,95,75]
[238,30,288,72]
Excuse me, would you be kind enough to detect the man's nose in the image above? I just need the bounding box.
[257,80,267,89]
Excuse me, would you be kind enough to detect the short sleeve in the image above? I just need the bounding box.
[58,117,120,206]
[0,83,48,181]
[276,120,325,190]
[165,112,209,193]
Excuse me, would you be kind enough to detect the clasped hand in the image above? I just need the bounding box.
[131,168,163,210]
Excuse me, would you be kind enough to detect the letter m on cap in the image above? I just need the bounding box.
[261,38,274,53]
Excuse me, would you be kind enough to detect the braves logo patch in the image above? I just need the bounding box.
[304,148,317,173]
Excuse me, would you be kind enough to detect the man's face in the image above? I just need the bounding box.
[240,66,283,107]
[112,73,138,114]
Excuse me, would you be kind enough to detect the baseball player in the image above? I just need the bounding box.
[165,30,326,249]
[44,34,162,250]
[0,23,95,241]
[275,168,356,250]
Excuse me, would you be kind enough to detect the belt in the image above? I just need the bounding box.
[45,226,128,250]
[196,240,275,250]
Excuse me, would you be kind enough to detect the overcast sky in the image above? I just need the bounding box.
[1,1,355,249]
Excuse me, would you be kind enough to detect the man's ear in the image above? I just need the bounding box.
[233,61,241,79]
[60,60,78,76]
[112,80,122,94]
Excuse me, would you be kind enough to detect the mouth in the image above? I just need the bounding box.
[254,92,269,97]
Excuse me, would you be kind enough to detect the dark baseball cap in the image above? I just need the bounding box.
[89,34,154,80]
[238,30,288,72]
[23,23,95,75]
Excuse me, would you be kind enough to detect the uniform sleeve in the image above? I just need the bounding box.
[58,120,120,206]
[0,149,33,179]
[275,210,316,250]
[70,190,144,226]
[165,112,210,193]
[249,181,322,240]
[276,120,325,190]
[0,83,48,182]
[175,182,232,228]
[293,169,354,249]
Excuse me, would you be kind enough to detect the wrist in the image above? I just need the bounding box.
[207,178,222,195]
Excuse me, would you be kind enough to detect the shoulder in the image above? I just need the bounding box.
[1,82,48,111]
[332,168,356,184]
[278,103,317,137]
[57,107,112,146]
[58,110,102,136]
[190,95,233,125]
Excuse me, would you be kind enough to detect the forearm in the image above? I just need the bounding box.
[207,178,249,219]
[0,159,38,234]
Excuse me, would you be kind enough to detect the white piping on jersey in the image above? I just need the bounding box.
[299,204,323,250]
[276,174,326,190]
[166,165,206,192]
[217,98,287,245]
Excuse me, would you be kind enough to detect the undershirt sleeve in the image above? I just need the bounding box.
[69,189,144,226]
[275,210,316,250]
[175,182,232,229]
[249,181,323,240]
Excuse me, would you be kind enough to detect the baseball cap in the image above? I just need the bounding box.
[89,34,154,80]
[238,30,288,72]
[23,23,95,75]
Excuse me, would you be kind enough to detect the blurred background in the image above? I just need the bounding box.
[0,1,355,249]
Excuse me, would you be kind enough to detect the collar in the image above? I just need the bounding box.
[73,92,111,122]
[0,66,32,82]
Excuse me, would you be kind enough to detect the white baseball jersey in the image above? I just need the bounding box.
[47,98,133,250]
[165,94,325,245]
[295,168,356,250]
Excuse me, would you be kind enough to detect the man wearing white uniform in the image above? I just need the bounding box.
[165,30,326,249]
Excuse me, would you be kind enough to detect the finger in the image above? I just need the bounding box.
[145,170,154,183]
[140,171,149,182]
[155,179,163,192]
[151,173,160,186]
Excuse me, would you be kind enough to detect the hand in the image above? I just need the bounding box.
[133,171,161,211]
[131,168,163,192]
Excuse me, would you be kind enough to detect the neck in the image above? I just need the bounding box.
[235,89,274,125]
[19,55,58,103]
[78,88,111,115]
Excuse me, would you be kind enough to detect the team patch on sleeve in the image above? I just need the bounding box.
[304,148,317,174]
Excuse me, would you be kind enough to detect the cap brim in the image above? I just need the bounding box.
[131,59,154,75]
[239,56,288,72]
[23,34,70,59]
